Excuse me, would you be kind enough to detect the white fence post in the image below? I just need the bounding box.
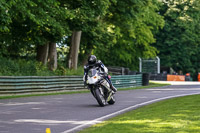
[139,57,142,73]
[156,56,160,74]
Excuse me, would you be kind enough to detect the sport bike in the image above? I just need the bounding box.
[85,68,115,107]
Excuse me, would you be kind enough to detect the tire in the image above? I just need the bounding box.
[95,88,106,107]
[108,96,115,105]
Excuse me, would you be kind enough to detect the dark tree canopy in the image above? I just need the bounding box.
[1,0,199,78]
[154,0,200,78]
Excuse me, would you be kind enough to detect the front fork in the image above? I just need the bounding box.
[89,84,113,102]
[89,85,101,98]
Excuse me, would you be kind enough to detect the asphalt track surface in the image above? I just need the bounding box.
[1,81,200,133]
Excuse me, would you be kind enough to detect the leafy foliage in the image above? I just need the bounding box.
[154,0,200,79]
[0,57,83,76]
[60,0,112,64]
[94,0,164,70]
[1,0,199,77]
[0,0,71,57]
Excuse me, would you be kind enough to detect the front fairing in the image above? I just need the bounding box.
[87,69,101,84]
[88,73,99,84]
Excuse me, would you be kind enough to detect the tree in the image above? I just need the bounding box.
[68,31,82,69]
[154,0,200,78]
[48,42,57,70]
[94,0,164,70]
[36,43,49,65]
[0,0,12,33]
[61,0,111,69]
[0,0,72,70]
[0,0,166,74]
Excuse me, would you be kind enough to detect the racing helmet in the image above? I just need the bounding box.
[88,55,97,65]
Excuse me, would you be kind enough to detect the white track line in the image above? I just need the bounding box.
[62,92,200,133]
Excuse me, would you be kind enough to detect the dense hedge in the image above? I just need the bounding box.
[0,57,83,76]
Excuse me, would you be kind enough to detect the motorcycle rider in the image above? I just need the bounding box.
[83,55,117,92]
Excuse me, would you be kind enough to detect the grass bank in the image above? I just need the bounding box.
[0,82,169,100]
[80,94,200,133]
[119,82,169,91]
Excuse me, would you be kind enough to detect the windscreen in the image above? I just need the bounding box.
[88,69,97,77]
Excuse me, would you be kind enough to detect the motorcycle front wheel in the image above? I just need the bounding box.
[108,96,115,105]
[95,88,106,107]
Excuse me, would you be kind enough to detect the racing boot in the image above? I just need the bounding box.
[110,84,117,92]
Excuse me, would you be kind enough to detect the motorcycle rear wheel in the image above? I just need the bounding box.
[95,88,106,107]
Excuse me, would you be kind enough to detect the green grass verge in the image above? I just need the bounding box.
[0,82,170,100]
[79,94,200,133]
[118,82,170,91]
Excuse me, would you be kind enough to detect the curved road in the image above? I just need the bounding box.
[1,82,200,133]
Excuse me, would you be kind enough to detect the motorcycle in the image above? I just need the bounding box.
[85,68,116,107]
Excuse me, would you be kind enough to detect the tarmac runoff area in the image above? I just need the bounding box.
[1,81,200,133]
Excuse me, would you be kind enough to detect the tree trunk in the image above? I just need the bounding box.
[36,42,49,65]
[82,48,92,66]
[48,42,57,71]
[68,31,82,70]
